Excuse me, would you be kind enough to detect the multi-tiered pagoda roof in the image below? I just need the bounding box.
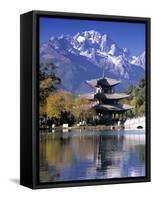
[80,76,133,117]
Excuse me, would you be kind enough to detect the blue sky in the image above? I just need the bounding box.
[39,17,145,56]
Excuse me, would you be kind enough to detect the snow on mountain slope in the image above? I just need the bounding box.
[40,30,145,94]
[131,51,145,68]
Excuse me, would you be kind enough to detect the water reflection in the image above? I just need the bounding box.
[39,130,145,182]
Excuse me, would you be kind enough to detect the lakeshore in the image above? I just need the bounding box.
[39,116,145,133]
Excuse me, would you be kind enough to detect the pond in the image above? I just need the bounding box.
[39,129,145,183]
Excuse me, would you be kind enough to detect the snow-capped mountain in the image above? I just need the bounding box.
[131,51,145,68]
[40,30,145,93]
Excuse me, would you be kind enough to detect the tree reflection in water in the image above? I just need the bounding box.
[39,130,145,182]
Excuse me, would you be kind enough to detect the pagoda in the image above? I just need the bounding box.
[81,76,133,126]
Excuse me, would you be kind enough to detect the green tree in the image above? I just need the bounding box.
[124,77,145,118]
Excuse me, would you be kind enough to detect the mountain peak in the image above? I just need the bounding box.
[108,43,119,56]
[40,30,145,94]
[85,30,98,34]
[102,34,108,41]
[58,34,64,39]
[131,51,145,68]
[49,36,55,41]
[46,30,144,69]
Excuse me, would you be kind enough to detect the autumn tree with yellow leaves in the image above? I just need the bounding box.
[39,65,61,116]
[39,62,96,127]
[72,97,96,123]
[46,91,74,125]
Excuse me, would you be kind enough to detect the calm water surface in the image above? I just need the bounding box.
[39,129,145,183]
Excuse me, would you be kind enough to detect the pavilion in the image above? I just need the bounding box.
[81,76,133,125]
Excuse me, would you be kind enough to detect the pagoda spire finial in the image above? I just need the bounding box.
[102,68,105,78]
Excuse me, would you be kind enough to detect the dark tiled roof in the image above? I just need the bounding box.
[95,93,130,100]
[86,76,120,88]
[94,104,133,112]
[79,92,130,101]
